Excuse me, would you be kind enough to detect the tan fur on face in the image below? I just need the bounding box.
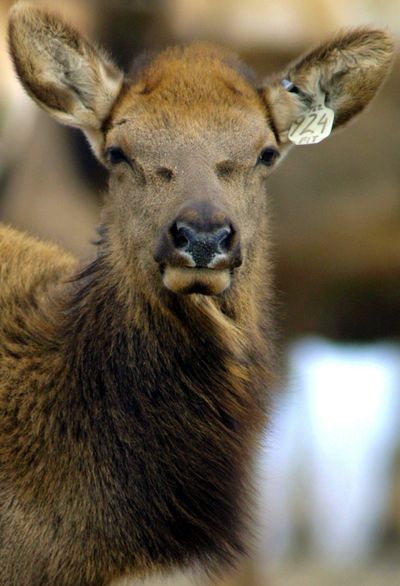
[114,43,261,115]
[105,43,269,162]
[163,267,231,295]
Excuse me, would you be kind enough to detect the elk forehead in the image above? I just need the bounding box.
[105,44,272,158]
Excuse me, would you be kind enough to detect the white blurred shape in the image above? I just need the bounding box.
[263,338,400,566]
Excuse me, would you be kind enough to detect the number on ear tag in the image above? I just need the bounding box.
[288,90,334,146]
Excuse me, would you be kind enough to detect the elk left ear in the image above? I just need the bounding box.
[261,28,394,145]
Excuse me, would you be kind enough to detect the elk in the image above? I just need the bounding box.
[0,3,393,585]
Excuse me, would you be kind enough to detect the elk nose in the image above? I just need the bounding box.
[170,221,234,268]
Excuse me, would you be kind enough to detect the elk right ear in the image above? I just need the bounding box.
[8,3,123,157]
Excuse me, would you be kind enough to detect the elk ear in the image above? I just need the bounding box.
[260,29,394,146]
[8,3,123,157]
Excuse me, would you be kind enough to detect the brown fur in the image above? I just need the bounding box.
[1,4,394,585]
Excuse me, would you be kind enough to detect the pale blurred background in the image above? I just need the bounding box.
[1,1,399,585]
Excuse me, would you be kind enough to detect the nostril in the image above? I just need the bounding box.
[170,222,192,250]
[215,225,233,253]
[175,231,189,250]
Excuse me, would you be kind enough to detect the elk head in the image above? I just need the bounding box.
[9,4,394,297]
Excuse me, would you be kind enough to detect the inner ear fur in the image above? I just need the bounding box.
[8,3,123,155]
[261,28,394,144]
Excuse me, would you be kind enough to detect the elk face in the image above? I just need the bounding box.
[102,49,278,296]
[9,5,394,296]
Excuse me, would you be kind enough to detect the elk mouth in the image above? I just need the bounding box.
[161,266,231,296]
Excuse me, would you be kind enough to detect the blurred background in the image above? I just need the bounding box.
[1,1,399,584]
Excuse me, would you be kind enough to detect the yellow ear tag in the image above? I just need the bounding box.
[288,87,335,145]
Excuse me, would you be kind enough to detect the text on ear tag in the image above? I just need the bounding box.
[288,89,334,145]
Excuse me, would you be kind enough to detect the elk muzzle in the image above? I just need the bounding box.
[154,202,242,295]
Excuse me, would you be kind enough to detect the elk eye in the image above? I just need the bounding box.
[106,146,129,165]
[258,147,280,167]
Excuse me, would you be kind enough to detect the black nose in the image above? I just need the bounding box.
[154,201,242,270]
[171,222,233,268]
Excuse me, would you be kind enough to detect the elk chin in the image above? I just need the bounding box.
[162,266,231,296]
